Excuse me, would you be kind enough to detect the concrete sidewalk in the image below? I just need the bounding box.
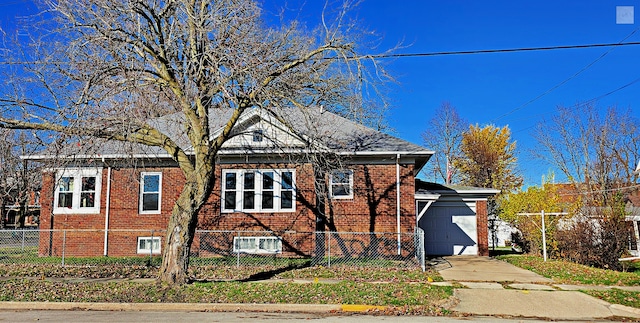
[438,256,552,283]
[437,256,640,320]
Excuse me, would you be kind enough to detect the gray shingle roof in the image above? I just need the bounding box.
[27,107,433,161]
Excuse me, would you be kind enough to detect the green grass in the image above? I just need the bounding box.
[488,246,521,257]
[274,266,443,282]
[0,246,39,260]
[0,258,442,280]
[584,289,640,309]
[498,255,640,286]
[0,255,163,266]
[498,254,640,309]
[0,264,452,315]
[0,279,452,310]
[0,253,415,268]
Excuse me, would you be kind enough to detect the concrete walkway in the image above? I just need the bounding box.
[437,256,640,320]
[438,256,553,283]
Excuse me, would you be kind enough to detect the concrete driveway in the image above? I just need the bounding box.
[435,256,640,320]
[437,256,552,283]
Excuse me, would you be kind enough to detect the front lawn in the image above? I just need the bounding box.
[498,255,640,286]
[0,263,452,315]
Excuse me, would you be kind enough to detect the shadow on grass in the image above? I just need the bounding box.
[237,260,313,282]
[489,248,523,257]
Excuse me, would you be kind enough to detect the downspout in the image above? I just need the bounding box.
[396,154,401,256]
[103,159,112,257]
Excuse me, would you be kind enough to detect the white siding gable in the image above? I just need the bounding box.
[221,115,307,150]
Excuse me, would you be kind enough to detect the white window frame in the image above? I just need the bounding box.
[222,169,295,213]
[53,168,102,214]
[137,236,161,254]
[139,172,162,214]
[329,170,354,199]
[233,236,282,254]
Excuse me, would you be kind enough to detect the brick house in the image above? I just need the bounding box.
[31,107,495,258]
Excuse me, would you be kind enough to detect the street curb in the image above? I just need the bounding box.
[340,304,386,312]
[0,301,385,313]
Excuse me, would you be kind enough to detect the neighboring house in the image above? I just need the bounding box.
[487,216,518,248]
[29,107,496,258]
[624,189,640,256]
[1,179,40,229]
[551,183,640,256]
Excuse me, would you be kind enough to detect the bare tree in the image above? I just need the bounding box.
[0,129,41,229]
[0,0,391,284]
[421,102,467,184]
[534,105,640,269]
[534,105,640,201]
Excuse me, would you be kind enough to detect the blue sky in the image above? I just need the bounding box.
[2,1,639,186]
[284,1,640,186]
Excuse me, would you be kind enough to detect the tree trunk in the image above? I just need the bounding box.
[158,153,215,285]
[17,200,27,229]
[158,181,202,284]
[0,200,5,229]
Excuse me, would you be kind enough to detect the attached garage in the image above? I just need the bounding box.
[415,181,499,257]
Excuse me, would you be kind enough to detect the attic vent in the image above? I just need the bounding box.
[252,130,264,142]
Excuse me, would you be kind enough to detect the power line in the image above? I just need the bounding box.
[492,27,640,123]
[558,184,640,197]
[362,41,640,59]
[3,41,640,65]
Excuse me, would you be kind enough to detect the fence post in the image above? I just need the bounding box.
[327,232,331,268]
[236,231,240,268]
[62,230,66,267]
[21,229,25,252]
[150,230,154,263]
[541,210,547,262]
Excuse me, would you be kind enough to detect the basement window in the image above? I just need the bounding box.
[137,237,161,254]
[233,236,282,254]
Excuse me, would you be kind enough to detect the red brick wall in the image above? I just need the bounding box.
[38,168,174,257]
[39,161,418,257]
[324,163,416,258]
[327,164,415,233]
[476,200,489,256]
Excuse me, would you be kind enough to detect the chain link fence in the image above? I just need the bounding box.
[0,229,425,271]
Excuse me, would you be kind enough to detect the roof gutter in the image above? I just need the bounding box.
[23,149,435,161]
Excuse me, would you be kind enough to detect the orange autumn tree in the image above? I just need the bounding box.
[454,124,523,193]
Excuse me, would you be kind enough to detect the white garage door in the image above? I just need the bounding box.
[420,202,478,256]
